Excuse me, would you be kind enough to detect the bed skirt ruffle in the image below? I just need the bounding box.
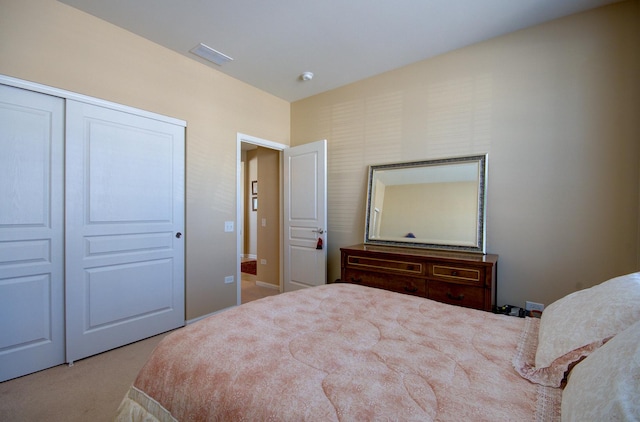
[115,386,176,422]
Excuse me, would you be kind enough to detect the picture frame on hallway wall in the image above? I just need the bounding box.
[251,180,258,195]
[252,196,258,211]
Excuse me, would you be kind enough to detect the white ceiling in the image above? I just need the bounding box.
[58,0,621,102]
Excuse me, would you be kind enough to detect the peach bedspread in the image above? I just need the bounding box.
[116,283,560,421]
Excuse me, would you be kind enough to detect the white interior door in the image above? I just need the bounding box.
[283,140,327,291]
[65,100,185,363]
[0,85,65,381]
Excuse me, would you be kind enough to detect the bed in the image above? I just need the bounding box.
[116,272,640,421]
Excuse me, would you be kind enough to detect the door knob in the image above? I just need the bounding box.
[311,228,324,234]
[176,232,182,238]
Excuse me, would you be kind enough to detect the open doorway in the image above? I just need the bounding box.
[236,134,287,305]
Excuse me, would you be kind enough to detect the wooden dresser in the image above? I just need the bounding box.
[340,244,498,312]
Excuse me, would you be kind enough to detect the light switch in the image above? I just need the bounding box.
[261,218,267,227]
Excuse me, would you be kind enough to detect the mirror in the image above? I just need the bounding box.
[365,154,487,253]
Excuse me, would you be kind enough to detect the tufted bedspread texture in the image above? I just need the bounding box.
[116,283,560,421]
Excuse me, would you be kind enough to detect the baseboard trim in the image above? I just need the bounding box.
[186,306,235,325]
[256,280,280,291]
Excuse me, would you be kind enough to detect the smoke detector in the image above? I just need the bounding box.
[300,71,314,81]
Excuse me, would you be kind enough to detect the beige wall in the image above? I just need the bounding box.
[244,150,258,258]
[2,0,639,314]
[242,147,280,287]
[292,1,640,307]
[0,0,290,319]
[256,147,280,287]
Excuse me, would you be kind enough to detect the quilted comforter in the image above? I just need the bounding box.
[116,283,560,421]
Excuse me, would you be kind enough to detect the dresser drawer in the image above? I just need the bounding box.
[428,281,485,310]
[428,263,484,286]
[343,269,426,297]
[340,245,497,311]
[345,255,424,276]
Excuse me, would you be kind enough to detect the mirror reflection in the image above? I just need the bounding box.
[365,155,487,253]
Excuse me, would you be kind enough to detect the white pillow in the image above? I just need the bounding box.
[515,272,640,387]
[561,319,640,421]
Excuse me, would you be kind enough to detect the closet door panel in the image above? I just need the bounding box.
[0,84,65,382]
[65,100,185,363]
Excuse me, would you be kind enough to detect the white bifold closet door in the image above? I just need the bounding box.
[65,100,185,364]
[0,84,65,382]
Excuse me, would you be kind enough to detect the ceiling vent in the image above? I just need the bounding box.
[189,43,233,66]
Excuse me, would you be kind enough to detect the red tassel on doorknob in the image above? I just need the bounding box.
[316,237,323,250]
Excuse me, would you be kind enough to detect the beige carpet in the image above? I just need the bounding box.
[241,271,279,304]
[0,331,172,422]
[1,280,278,421]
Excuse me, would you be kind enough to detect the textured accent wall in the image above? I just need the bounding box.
[292,1,640,307]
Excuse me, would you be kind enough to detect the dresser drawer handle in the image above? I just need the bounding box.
[446,292,464,301]
[451,270,458,276]
[404,285,418,293]
[350,277,362,284]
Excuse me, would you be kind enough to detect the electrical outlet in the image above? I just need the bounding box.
[224,275,234,284]
[525,301,544,312]
[224,221,234,232]
[260,259,267,265]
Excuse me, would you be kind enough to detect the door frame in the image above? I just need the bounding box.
[236,133,287,306]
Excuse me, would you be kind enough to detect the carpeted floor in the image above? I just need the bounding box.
[0,271,278,421]
[0,279,278,421]
[241,271,279,304]
[0,331,171,422]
